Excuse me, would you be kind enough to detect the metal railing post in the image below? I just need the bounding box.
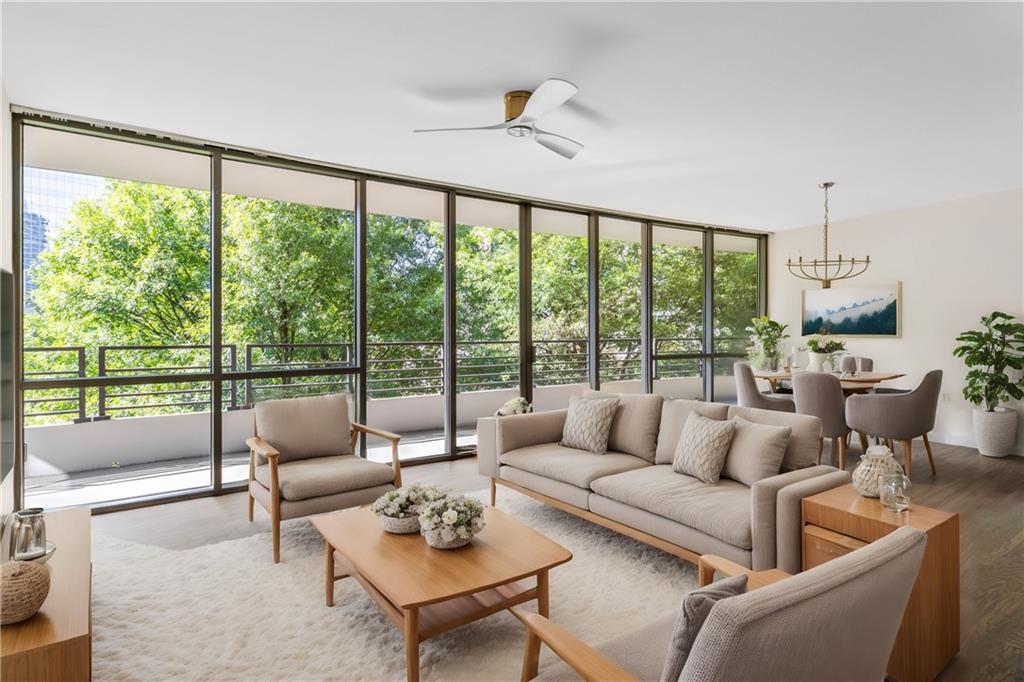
[76,347,87,422]
[97,346,107,418]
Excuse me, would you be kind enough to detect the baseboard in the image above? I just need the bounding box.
[928,431,1024,457]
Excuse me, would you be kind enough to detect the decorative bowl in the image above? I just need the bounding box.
[379,515,421,534]
[422,528,472,550]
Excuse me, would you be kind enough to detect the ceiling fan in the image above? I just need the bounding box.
[414,78,584,159]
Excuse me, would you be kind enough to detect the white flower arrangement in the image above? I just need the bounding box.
[418,494,486,548]
[371,484,447,519]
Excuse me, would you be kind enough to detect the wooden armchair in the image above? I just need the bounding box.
[245,393,401,562]
[512,527,926,681]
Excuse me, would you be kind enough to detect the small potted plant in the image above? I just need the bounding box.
[371,485,447,534]
[745,316,789,371]
[418,494,486,549]
[806,334,846,373]
[953,311,1024,457]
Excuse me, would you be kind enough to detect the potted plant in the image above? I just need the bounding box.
[806,334,846,373]
[418,494,486,549]
[745,316,789,371]
[371,485,447,534]
[953,311,1024,457]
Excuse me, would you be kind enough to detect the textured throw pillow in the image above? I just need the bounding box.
[672,412,736,484]
[659,574,748,682]
[561,395,620,454]
[721,417,792,486]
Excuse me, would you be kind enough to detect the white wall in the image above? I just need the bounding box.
[769,189,1024,453]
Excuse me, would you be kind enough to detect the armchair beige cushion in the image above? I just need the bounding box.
[254,455,396,501]
[253,393,353,462]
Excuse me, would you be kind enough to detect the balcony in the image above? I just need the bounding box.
[22,339,729,509]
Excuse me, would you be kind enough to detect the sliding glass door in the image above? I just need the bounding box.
[598,217,642,393]
[712,234,760,401]
[652,225,705,399]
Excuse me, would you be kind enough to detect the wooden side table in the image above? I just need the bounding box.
[1,507,92,682]
[802,484,958,682]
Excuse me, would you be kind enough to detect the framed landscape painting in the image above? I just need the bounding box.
[802,283,901,337]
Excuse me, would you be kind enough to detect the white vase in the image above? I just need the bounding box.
[973,407,1018,457]
[807,352,828,373]
[852,445,904,497]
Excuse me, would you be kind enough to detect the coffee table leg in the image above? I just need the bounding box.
[325,541,335,607]
[522,570,549,681]
[404,607,420,682]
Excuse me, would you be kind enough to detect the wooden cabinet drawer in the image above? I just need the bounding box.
[803,524,868,569]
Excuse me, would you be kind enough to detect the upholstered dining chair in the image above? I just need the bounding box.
[247,393,402,562]
[513,526,927,682]
[839,355,873,373]
[793,372,851,470]
[846,370,943,478]
[734,362,795,412]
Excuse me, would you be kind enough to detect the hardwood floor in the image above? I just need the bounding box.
[93,442,1023,681]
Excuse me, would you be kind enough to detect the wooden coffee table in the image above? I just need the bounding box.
[312,506,572,682]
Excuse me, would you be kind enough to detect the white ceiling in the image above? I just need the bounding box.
[2,2,1022,231]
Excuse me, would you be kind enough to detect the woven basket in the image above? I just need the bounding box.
[1,561,51,625]
[379,515,421,534]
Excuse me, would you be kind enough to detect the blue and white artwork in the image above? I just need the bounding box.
[802,284,901,336]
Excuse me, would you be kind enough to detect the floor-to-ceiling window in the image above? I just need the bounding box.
[454,197,520,448]
[652,225,705,399]
[366,182,447,461]
[219,160,357,483]
[20,125,213,507]
[14,113,767,510]
[712,234,760,401]
[530,208,589,411]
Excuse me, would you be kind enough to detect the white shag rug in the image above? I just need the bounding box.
[93,488,695,681]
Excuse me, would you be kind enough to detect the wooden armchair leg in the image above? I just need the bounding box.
[858,431,869,453]
[247,449,255,522]
[490,478,497,507]
[838,436,848,471]
[521,630,542,682]
[900,439,913,478]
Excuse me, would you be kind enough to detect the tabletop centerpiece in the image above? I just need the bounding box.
[371,484,447,534]
[418,494,486,549]
[806,334,846,373]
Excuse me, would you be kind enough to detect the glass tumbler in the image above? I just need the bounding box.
[879,472,911,512]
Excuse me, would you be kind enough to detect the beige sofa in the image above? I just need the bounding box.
[478,393,850,573]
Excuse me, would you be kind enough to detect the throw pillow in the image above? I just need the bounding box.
[561,395,620,454]
[584,390,664,461]
[659,574,748,682]
[721,417,792,486]
[672,411,736,484]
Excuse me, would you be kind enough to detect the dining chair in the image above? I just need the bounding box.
[845,370,942,477]
[247,392,402,562]
[734,362,795,413]
[793,372,850,469]
[839,356,873,373]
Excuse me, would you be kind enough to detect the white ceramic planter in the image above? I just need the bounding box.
[973,407,1018,457]
[379,515,421,534]
[807,352,828,373]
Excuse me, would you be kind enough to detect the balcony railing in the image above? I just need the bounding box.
[22,337,727,424]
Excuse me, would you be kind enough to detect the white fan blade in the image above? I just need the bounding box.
[518,79,579,124]
[413,122,509,133]
[533,128,583,159]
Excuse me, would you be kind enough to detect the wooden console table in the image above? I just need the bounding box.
[1,507,91,682]
[802,484,958,682]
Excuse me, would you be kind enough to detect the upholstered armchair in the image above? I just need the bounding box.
[513,526,926,681]
[846,370,942,477]
[734,362,795,413]
[246,393,401,562]
[793,372,851,469]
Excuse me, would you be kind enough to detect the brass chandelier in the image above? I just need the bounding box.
[786,182,869,289]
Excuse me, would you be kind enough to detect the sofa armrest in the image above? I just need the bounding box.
[775,470,851,573]
[478,410,568,479]
[750,465,841,571]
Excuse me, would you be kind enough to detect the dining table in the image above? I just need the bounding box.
[752,369,906,395]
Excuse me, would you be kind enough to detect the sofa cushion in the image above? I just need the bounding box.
[672,412,736,484]
[722,417,791,487]
[590,465,753,549]
[661,574,749,682]
[254,393,353,462]
[584,390,664,462]
[561,395,620,454]
[655,399,730,464]
[726,405,820,471]
[500,444,650,489]
[255,455,395,501]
